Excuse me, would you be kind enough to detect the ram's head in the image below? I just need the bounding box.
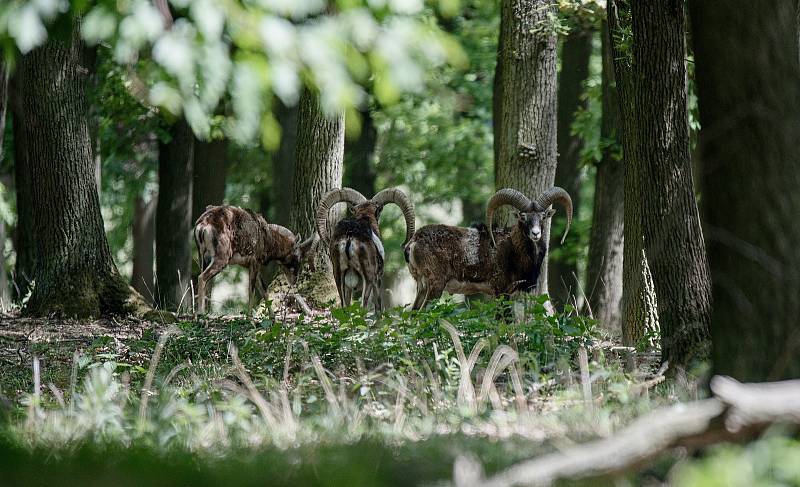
[486,187,573,247]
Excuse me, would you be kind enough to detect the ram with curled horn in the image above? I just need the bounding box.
[404,187,572,309]
[316,187,416,313]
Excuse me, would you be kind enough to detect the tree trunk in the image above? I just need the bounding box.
[584,22,624,333]
[289,90,344,304]
[550,28,592,306]
[191,138,228,221]
[0,62,8,307]
[0,61,7,159]
[8,74,34,301]
[344,108,378,197]
[626,0,712,367]
[156,118,194,311]
[494,0,559,295]
[132,192,157,301]
[690,0,800,381]
[16,28,142,317]
[608,1,659,347]
[271,101,298,227]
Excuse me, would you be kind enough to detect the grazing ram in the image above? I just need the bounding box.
[194,205,315,314]
[404,187,572,309]
[315,187,415,313]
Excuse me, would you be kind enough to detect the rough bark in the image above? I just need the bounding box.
[494,0,559,295]
[690,0,800,381]
[132,192,157,301]
[584,22,624,333]
[16,28,142,317]
[549,28,592,306]
[628,0,711,367]
[156,118,194,311]
[288,90,344,304]
[343,108,378,197]
[270,101,298,227]
[191,138,228,222]
[608,1,659,348]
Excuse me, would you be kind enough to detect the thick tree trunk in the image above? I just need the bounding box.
[191,138,228,221]
[584,23,624,333]
[270,101,298,227]
[627,0,711,367]
[550,28,592,305]
[690,0,800,381]
[16,28,141,317]
[156,118,194,311]
[344,108,378,197]
[132,193,157,301]
[494,0,558,295]
[631,0,711,366]
[608,1,659,347]
[288,90,344,304]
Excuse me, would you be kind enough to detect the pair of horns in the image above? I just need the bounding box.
[486,187,573,247]
[315,187,416,246]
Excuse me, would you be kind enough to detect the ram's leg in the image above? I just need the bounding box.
[197,259,225,314]
[332,252,347,308]
[247,266,260,316]
[372,279,383,314]
[360,272,371,311]
[253,267,270,316]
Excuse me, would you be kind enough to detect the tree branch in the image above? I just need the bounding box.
[456,376,800,487]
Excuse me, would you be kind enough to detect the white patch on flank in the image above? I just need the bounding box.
[407,242,418,269]
[371,232,385,260]
[463,228,480,266]
[345,270,359,289]
[338,240,349,272]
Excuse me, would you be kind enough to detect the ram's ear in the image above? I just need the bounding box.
[545,208,556,218]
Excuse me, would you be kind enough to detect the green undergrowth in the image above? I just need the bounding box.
[0,297,724,486]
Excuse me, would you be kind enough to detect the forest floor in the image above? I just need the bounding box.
[0,299,704,486]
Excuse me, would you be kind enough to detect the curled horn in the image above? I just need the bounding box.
[371,187,416,246]
[532,187,573,244]
[315,188,367,245]
[486,188,533,247]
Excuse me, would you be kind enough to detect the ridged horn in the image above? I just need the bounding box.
[315,188,367,245]
[371,187,416,246]
[486,188,533,247]
[532,186,573,244]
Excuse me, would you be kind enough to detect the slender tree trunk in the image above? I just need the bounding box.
[628,0,712,367]
[0,62,9,307]
[16,27,142,317]
[344,108,378,197]
[191,138,228,221]
[289,90,344,304]
[584,22,624,333]
[608,0,659,347]
[690,0,800,381]
[9,75,35,301]
[132,192,157,301]
[550,28,593,305]
[270,101,298,227]
[156,118,194,311]
[494,0,559,295]
[0,61,7,159]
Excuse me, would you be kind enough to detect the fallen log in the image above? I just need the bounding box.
[455,376,800,487]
